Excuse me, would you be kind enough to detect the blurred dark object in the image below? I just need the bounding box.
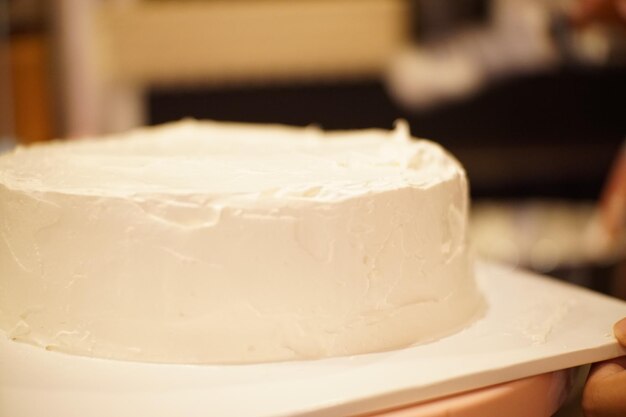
[7,0,46,34]
[1,0,12,147]
[150,66,626,200]
[552,262,625,298]
[5,0,55,144]
[411,0,490,41]
[568,0,626,29]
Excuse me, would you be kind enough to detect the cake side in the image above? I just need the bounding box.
[0,120,484,364]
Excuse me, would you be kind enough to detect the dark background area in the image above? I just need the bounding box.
[150,66,626,200]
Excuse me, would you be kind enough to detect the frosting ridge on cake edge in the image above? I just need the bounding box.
[0,120,485,364]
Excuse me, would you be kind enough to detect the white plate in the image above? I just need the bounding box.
[2,262,626,417]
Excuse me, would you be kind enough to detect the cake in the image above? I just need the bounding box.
[0,120,484,364]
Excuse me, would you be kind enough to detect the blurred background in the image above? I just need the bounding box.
[1,0,625,294]
[1,2,625,414]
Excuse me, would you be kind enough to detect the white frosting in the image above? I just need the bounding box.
[0,120,484,364]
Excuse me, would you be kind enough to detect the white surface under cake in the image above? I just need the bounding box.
[2,261,625,417]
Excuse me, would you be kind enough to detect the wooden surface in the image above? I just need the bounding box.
[9,33,55,144]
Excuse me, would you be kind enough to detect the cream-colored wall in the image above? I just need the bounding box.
[57,0,411,136]
[97,0,410,86]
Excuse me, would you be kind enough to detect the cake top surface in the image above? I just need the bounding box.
[0,120,463,201]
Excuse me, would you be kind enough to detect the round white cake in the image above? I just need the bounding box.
[0,120,484,364]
